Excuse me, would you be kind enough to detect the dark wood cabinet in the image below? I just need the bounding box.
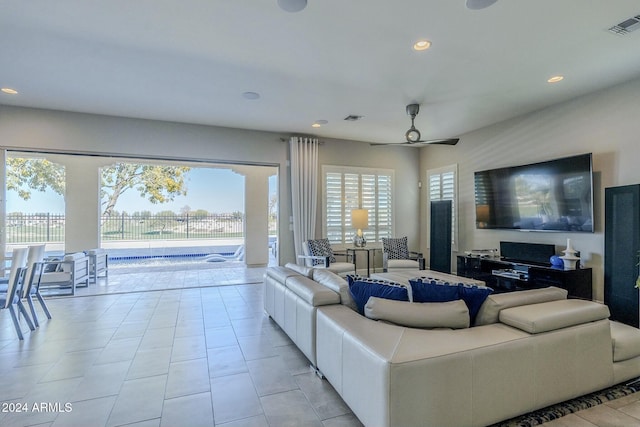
[457,255,592,300]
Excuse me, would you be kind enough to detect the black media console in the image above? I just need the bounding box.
[456,255,592,300]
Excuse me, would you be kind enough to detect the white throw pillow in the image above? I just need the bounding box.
[364,297,470,329]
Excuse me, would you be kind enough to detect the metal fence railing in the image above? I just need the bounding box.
[6,213,66,243]
[5,213,277,243]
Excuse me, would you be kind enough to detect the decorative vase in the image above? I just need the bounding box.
[550,255,564,269]
[353,232,366,247]
[560,238,580,270]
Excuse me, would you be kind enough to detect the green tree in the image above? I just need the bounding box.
[7,157,191,217]
[191,209,209,219]
[6,158,65,200]
[101,163,191,217]
[150,210,177,234]
[132,210,152,219]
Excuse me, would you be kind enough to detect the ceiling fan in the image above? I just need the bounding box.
[370,104,459,147]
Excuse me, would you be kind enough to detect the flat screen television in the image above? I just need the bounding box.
[474,153,594,232]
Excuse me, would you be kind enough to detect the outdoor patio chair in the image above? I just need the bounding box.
[204,245,245,262]
[299,238,354,277]
[86,248,108,283]
[0,244,44,292]
[37,252,90,296]
[1,247,35,340]
[21,245,51,327]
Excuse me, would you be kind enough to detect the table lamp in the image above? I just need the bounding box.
[351,209,369,247]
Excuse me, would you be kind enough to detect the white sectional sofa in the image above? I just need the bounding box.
[263,264,640,427]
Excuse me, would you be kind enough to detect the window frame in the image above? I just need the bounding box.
[426,164,458,252]
[322,165,395,245]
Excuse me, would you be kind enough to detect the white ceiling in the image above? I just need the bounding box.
[1,0,640,145]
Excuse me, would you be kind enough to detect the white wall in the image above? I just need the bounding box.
[0,105,422,265]
[420,76,640,302]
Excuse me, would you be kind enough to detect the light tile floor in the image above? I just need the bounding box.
[1,263,640,427]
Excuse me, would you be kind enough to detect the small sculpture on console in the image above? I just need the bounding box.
[560,238,580,270]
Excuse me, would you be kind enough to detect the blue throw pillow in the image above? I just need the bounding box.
[347,275,409,314]
[459,284,493,324]
[409,277,461,303]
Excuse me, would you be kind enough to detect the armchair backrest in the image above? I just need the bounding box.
[303,239,336,267]
[65,252,89,281]
[382,237,410,260]
[23,244,46,298]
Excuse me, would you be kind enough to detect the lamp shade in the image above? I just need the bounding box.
[351,209,369,230]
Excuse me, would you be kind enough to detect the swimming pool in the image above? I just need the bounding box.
[109,252,237,266]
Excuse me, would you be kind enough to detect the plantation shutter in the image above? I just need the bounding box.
[375,174,393,241]
[427,165,458,250]
[325,172,344,243]
[323,166,394,244]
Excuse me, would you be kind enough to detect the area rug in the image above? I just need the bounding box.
[490,379,640,427]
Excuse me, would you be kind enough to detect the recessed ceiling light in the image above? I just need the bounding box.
[466,0,498,10]
[547,75,564,83]
[277,0,307,12]
[413,40,432,51]
[1,87,18,95]
[242,91,260,100]
[312,120,328,128]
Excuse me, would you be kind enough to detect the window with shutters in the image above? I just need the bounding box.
[323,165,394,245]
[427,164,458,250]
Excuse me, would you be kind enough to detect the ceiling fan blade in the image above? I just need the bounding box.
[418,138,460,145]
[370,138,459,147]
[369,141,415,146]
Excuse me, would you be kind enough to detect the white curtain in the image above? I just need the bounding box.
[290,136,319,261]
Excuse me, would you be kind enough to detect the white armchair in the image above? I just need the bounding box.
[37,252,90,296]
[298,238,355,277]
[382,236,423,271]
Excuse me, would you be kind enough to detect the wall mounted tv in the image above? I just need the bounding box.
[474,153,594,232]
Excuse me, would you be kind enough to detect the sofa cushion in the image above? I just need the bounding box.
[409,277,492,323]
[499,299,610,334]
[610,321,640,362]
[268,265,303,283]
[285,276,341,307]
[284,262,314,277]
[364,297,470,329]
[475,286,568,326]
[386,259,420,269]
[43,257,62,273]
[348,275,410,314]
[312,269,358,312]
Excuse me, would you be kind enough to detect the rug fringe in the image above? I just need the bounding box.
[490,379,640,427]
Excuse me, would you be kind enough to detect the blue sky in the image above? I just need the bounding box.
[7,167,277,215]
